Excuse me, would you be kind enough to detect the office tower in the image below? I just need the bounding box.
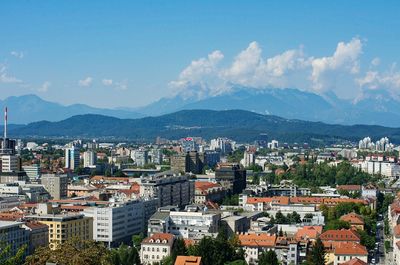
[65,147,80,170]
[83,151,96,168]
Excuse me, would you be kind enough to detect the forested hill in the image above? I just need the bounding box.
[8,109,400,144]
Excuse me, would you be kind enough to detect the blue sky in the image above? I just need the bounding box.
[0,0,399,108]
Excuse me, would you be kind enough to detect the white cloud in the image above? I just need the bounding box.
[357,69,400,92]
[38,81,51,92]
[0,64,22,84]
[371,57,380,67]
[310,38,362,92]
[78,77,93,87]
[115,80,128,90]
[102,79,113,86]
[170,37,370,99]
[10,51,24,59]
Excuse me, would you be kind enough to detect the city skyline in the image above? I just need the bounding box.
[1,1,400,108]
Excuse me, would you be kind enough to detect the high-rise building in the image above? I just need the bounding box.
[65,147,80,170]
[140,171,194,207]
[83,151,96,168]
[215,163,246,195]
[135,149,149,167]
[242,151,255,168]
[22,164,41,181]
[170,151,204,174]
[41,174,68,200]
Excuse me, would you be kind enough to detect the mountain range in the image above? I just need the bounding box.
[2,87,400,127]
[135,87,400,127]
[8,109,400,144]
[0,94,144,124]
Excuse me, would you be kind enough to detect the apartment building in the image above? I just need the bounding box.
[41,174,68,200]
[26,204,92,250]
[140,171,194,207]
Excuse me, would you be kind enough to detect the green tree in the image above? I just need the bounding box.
[132,233,144,249]
[109,244,140,265]
[171,238,187,262]
[0,242,26,265]
[25,238,111,265]
[308,238,325,265]
[258,250,279,265]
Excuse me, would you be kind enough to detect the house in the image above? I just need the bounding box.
[175,256,202,265]
[333,242,368,265]
[340,213,364,231]
[339,257,367,265]
[140,233,175,264]
[295,226,323,241]
[238,233,277,264]
[320,229,360,247]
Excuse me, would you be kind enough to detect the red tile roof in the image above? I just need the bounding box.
[238,234,277,248]
[295,226,323,240]
[143,233,174,244]
[337,185,361,191]
[175,256,202,265]
[334,242,368,256]
[340,213,364,225]
[320,229,360,242]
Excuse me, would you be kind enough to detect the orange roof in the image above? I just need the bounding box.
[175,256,202,265]
[195,182,221,193]
[320,229,360,242]
[340,213,364,225]
[339,258,367,265]
[0,211,24,221]
[238,234,277,248]
[90,175,129,182]
[394,224,400,237]
[24,221,48,230]
[184,239,195,247]
[143,233,174,244]
[245,196,367,206]
[295,226,323,240]
[333,242,368,256]
[337,185,361,191]
[246,197,289,205]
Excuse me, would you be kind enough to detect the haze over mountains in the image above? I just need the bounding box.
[3,87,398,127]
[8,110,400,144]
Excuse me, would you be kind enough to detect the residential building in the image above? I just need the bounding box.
[83,151,96,168]
[140,233,175,265]
[140,171,194,207]
[41,174,68,200]
[194,181,225,204]
[23,221,49,254]
[242,151,255,167]
[332,242,368,265]
[239,233,277,264]
[65,147,80,170]
[134,149,149,167]
[83,198,148,247]
[147,205,221,240]
[1,155,20,172]
[22,164,41,181]
[340,213,364,231]
[26,204,93,250]
[171,151,204,174]
[215,163,246,195]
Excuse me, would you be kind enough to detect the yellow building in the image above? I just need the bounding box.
[26,205,93,250]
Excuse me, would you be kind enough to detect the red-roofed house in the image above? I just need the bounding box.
[340,213,365,231]
[295,226,323,241]
[140,233,175,264]
[333,242,367,265]
[320,229,360,249]
[238,233,277,264]
[339,258,367,265]
[194,181,225,204]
